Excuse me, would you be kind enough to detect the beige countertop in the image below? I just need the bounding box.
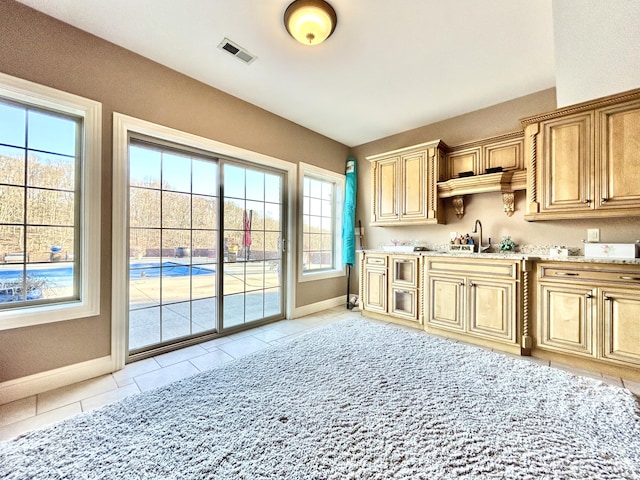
[359,249,640,265]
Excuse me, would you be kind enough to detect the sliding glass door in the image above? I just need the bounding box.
[222,163,284,329]
[127,141,285,356]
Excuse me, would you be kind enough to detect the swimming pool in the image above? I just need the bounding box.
[129,262,215,279]
[0,262,215,302]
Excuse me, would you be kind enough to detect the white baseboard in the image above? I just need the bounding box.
[293,295,345,319]
[0,355,116,405]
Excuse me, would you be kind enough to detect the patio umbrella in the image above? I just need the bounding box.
[341,157,357,309]
[243,209,252,261]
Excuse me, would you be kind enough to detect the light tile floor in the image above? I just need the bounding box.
[1,307,639,441]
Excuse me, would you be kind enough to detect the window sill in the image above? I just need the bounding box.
[0,298,100,331]
[299,268,346,283]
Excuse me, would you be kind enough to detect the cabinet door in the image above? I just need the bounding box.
[363,268,387,313]
[399,151,426,220]
[390,287,419,322]
[483,136,524,173]
[537,282,594,356]
[446,147,480,179]
[467,278,516,343]
[601,287,640,366]
[391,256,419,288]
[597,100,640,209]
[372,157,399,222]
[426,275,465,331]
[539,113,594,214]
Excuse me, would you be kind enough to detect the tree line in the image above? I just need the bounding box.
[1,153,332,262]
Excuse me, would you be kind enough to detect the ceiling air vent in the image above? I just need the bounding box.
[218,38,257,65]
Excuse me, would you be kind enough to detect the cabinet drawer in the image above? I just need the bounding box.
[539,264,640,286]
[365,255,387,267]
[426,258,518,280]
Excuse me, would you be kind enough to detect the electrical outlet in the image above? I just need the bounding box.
[587,228,600,242]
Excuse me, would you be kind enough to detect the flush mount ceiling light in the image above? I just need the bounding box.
[284,0,337,46]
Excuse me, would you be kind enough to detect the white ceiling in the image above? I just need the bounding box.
[17,0,556,147]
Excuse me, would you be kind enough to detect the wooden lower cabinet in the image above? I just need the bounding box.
[601,287,640,366]
[359,253,640,376]
[427,275,465,331]
[363,266,387,313]
[360,253,388,314]
[425,257,523,353]
[537,282,594,357]
[359,252,421,325]
[389,286,418,321]
[534,262,640,371]
[467,278,515,342]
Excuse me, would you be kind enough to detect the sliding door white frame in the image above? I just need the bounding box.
[111,113,297,369]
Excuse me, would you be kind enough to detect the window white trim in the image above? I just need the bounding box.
[298,162,345,283]
[112,113,297,367]
[0,73,101,330]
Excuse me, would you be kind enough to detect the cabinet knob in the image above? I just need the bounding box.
[469,282,476,288]
[556,272,579,276]
[601,197,608,204]
[458,281,465,287]
[585,293,593,299]
[583,199,591,204]
[604,295,612,301]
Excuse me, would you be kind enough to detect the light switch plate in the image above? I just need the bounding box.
[587,228,600,242]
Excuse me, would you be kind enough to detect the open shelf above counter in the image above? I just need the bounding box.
[438,169,527,218]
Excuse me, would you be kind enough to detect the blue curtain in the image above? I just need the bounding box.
[342,157,357,266]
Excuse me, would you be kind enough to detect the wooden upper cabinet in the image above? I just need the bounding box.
[446,147,481,178]
[437,132,526,218]
[539,112,594,214]
[522,88,640,220]
[483,134,524,172]
[597,99,640,209]
[373,157,400,222]
[368,140,446,225]
[400,150,427,220]
[444,131,524,180]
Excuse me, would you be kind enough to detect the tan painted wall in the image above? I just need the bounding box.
[3,2,639,385]
[350,88,640,258]
[0,1,350,382]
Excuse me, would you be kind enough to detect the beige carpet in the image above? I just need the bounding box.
[1,318,639,479]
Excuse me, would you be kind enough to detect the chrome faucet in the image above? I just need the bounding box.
[472,219,491,253]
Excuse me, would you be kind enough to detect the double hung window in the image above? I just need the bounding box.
[299,163,344,281]
[0,74,101,329]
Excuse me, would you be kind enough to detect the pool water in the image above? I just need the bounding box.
[129,262,215,279]
[0,262,215,303]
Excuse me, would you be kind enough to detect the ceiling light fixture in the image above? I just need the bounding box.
[284,0,337,46]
